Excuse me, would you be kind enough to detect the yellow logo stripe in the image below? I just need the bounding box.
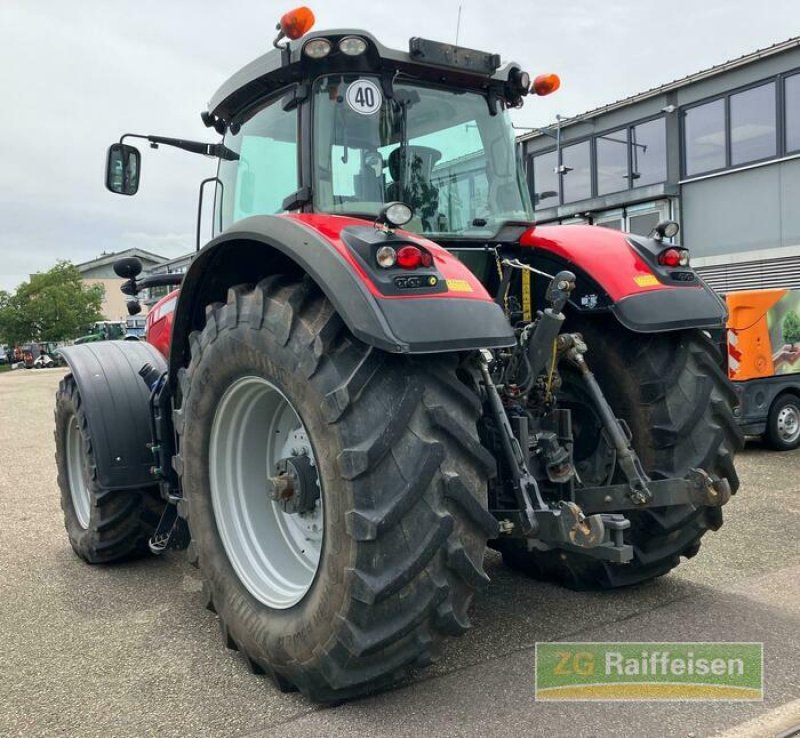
[536,683,763,701]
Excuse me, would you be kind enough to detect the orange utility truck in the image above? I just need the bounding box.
[726,288,800,449]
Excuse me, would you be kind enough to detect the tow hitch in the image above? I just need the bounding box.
[483,267,732,564]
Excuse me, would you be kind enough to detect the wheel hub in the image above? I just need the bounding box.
[777,404,800,443]
[268,455,320,515]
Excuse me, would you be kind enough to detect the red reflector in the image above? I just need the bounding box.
[396,245,423,269]
[658,248,681,267]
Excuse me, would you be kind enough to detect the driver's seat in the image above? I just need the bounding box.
[386,146,442,227]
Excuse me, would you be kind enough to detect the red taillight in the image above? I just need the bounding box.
[658,248,690,267]
[658,248,681,267]
[396,245,430,269]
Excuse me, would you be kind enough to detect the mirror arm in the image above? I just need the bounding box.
[119,133,239,161]
[121,273,185,297]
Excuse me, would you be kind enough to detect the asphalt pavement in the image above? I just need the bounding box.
[1,368,799,738]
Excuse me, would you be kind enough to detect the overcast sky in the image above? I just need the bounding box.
[0,0,798,290]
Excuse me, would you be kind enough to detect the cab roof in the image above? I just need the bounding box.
[205,29,523,130]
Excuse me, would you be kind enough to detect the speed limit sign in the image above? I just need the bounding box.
[345,79,383,115]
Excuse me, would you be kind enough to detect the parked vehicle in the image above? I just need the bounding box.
[74,321,127,344]
[53,8,741,703]
[33,353,55,369]
[125,316,147,339]
[726,288,800,450]
[12,343,39,369]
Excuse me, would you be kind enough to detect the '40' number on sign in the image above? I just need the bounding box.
[346,80,382,115]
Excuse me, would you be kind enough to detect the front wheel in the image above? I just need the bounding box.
[497,320,742,590]
[175,277,497,702]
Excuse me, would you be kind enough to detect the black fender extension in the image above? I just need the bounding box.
[57,341,166,490]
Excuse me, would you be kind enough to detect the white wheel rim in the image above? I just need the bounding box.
[209,376,323,609]
[65,413,91,529]
[777,404,800,444]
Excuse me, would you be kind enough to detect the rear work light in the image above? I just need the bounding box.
[658,248,690,268]
[303,37,332,58]
[339,36,368,56]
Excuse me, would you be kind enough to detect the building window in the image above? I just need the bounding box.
[596,129,629,195]
[628,210,662,237]
[786,73,800,154]
[562,141,591,203]
[631,117,667,186]
[684,99,726,176]
[532,150,559,207]
[730,82,776,166]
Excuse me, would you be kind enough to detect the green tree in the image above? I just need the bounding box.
[782,309,800,346]
[0,261,104,345]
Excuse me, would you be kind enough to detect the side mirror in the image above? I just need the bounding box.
[126,299,142,316]
[113,256,143,279]
[106,143,141,195]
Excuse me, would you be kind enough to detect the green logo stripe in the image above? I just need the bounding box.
[535,643,763,702]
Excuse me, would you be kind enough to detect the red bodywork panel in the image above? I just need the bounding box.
[143,213,495,357]
[284,213,492,301]
[143,219,700,357]
[520,225,697,301]
[146,290,179,359]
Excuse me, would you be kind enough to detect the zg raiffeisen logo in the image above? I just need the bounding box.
[534,642,763,701]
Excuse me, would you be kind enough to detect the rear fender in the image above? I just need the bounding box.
[168,214,515,387]
[58,341,165,490]
[520,225,727,333]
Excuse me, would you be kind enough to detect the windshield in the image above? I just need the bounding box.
[313,76,533,237]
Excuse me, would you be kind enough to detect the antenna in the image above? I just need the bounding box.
[455,4,462,47]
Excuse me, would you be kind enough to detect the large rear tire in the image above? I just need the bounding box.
[498,320,742,590]
[174,277,496,702]
[54,375,162,563]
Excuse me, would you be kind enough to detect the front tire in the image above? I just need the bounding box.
[764,393,800,450]
[54,375,162,563]
[498,320,742,590]
[175,277,497,702]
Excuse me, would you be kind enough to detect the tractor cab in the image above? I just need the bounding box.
[212,32,536,239]
[107,10,559,246]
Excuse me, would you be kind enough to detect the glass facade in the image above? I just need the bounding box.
[530,117,667,207]
[529,67,800,210]
[561,141,591,203]
[596,129,628,195]
[532,150,559,207]
[631,118,667,186]
[684,99,726,176]
[786,73,800,153]
[730,82,776,165]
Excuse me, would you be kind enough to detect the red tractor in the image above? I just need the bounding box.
[54,8,741,702]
